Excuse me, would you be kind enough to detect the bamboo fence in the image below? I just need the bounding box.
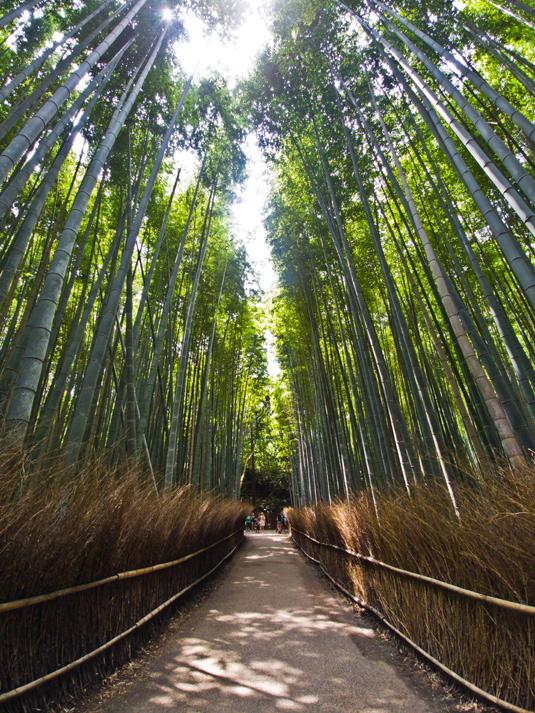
[292,527,535,713]
[0,527,244,711]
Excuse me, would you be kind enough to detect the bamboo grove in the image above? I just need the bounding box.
[0,0,268,495]
[2,0,535,508]
[248,0,535,507]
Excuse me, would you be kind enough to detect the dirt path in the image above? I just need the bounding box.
[78,533,463,713]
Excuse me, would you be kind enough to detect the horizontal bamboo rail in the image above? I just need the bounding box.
[293,534,534,713]
[291,528,535,615]
[0,527,243,613]
[0,532,243,703]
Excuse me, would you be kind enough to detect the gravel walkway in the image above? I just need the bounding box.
[87,533,451,713]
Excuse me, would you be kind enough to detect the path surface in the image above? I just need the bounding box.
[87,534,450,713]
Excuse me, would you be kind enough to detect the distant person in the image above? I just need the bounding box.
[276,515,282,534]
[282,514,288,532]
[251,515,258,532]
[259,512,266,533]
[245,514,252,531]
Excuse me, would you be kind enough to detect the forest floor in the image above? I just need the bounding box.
[69,534,499,713]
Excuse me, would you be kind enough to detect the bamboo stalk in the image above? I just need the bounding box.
[291,528,535,615]
[0,536,243,704]
[294,535,535,713]
[0,528,243,614]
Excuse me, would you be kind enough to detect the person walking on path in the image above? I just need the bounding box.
[259,512,266,533]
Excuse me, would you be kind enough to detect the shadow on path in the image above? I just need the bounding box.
[86,534,445,713]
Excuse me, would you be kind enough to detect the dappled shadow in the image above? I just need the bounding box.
[97,535,441,713]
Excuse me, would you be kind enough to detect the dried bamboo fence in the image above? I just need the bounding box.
[292,527,535,713]
[0,526,244,712]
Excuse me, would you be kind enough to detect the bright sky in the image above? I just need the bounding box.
[233,135,277,294]
[173,1,272,88]
[173,0,280,375]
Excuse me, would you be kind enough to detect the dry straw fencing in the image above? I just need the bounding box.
[0,526,244,712]
[291,526,534,713]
